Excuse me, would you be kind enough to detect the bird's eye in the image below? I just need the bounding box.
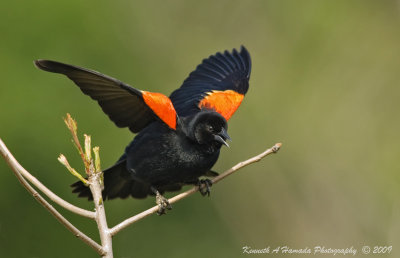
[207,125,214,132]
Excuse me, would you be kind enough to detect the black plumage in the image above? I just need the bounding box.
[35,46,251,214]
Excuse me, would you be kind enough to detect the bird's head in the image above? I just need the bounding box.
[186,110,231,147]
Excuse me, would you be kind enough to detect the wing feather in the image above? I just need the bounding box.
[169,46,251,119]
[35,60,177,132]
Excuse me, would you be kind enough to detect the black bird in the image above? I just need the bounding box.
[34,46,251,214]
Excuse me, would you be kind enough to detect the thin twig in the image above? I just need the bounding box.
[109,142,282,236]
[0,140,104,255]
[58,154,88,185]
[0,139,104,255]
[64,113,89,170]
[0,138,95,219]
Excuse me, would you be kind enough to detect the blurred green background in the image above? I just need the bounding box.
[1,0,399,257]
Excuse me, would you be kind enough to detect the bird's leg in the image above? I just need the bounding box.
[151,186,171,215]
[197,179,213,197]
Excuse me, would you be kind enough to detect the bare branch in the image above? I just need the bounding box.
[1,112,281,258]
[13,168,105,255]
[0,138,95,219]
[63,121,113,257]
[109,142,282,236]
[89,172,112,257]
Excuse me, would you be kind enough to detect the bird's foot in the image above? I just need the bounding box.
[152,188,172,215]
[198,179,213,197]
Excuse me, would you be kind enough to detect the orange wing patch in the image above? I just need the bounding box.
[142,91,177,130]
[198,90,244,120]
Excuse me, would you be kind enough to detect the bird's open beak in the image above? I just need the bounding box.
[214,128,231,147]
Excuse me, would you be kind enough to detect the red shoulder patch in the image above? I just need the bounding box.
[142,91,177,130]
[198,90,244,120]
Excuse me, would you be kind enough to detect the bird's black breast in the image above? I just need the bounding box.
[124,122,221,187]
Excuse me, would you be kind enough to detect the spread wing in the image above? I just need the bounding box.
[169,46,251,120]
[34,60,177,133]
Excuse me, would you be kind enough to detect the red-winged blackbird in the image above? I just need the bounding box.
[34,46,251,214]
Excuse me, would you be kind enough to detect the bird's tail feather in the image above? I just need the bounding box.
[71,160,151,200]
